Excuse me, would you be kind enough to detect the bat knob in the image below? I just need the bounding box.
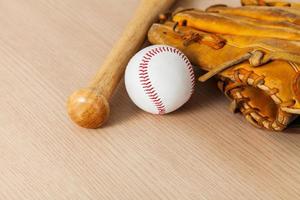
[67,88,110,129]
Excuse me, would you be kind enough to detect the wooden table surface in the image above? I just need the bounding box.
[1,0,300,199]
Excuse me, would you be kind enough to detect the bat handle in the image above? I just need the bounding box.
[67,0,176,128]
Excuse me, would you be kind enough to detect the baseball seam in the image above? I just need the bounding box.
[138,46,195,114]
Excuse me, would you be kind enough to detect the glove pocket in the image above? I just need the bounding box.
[218,60,299,131]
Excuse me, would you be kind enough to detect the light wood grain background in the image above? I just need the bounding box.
[0,0,300,199]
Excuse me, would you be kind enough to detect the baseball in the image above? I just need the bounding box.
[125,45,195,114]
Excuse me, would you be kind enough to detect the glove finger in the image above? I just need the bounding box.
[172,9,300,40]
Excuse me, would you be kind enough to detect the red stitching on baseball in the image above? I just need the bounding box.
[142,84,152,89]
[140,65,148,69]
[139,70,148,73]
[149,51,155,56]
[149,93,158,98]
[154,99,162,103]
[139,46,194,114]
[146,90,156,94]
[153,48,160,54]
[139,73,148,76]
[139,70,148,75]
[140,79,150,83]
[139,75,149,78]
[141,81,151,85]
[144,87,154,92]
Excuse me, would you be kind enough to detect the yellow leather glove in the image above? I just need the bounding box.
[148,7,300,131]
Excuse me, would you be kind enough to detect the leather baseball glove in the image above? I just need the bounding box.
[148,4,300,131]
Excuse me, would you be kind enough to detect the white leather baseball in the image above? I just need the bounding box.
[125,45,195,114]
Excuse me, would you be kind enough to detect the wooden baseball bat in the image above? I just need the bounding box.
[67,0,176,128]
